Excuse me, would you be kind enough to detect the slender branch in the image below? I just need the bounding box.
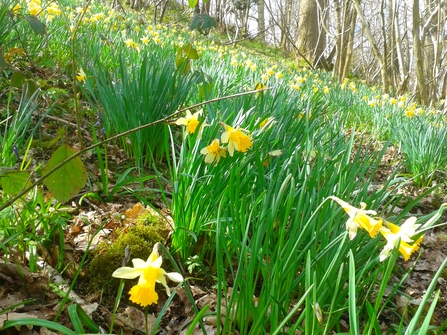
[0,88,270,212]
[223,25,273,45]
[71,0,94,149]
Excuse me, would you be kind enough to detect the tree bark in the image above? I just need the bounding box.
[296,0,327,69]
[258,0,265,42]
[412,0,428,104]
[333,0,357,83]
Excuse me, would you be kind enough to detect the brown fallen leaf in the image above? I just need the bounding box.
[0,312,38,329]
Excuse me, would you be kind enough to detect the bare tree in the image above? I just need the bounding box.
[295,0,328,69]
[333,0,357,83]
[412,0,428,103]
[257,0,265,42]
[352,0,391,90]
[200,0,447,106]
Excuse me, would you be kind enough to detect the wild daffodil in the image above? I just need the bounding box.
[379,217,423,262]
[329,196,382,240]
[175,109,201,135]
[12,4,21,14]
[220,122,253,156]
[200,139,226,165]
[259,117,275,130]
[112,243,183,307]
[76,68,86,83]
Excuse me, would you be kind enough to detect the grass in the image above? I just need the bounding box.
[1,0,447,334]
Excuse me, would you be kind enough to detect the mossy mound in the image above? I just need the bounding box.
[84,209,171,296]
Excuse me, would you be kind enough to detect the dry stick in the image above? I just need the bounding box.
[0,88,270,212]
[71,0,94,149]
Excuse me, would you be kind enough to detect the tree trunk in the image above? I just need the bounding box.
[352,0,389,90]
[412,0,428,104]
[280,0,292,51]
[258,0,265,42]
[296,0,327,68]
[333,0,357,83]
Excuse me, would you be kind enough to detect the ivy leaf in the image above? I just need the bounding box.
[189,14,202,31]
[189,13,216,35]
[25,15,46,35]
[43,144,87,203]
[0,170,31,195]
[11,71,26,88]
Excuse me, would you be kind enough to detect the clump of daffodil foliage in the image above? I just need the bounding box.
[85,215,171,295]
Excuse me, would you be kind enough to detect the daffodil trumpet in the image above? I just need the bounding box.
[112,243,184,307]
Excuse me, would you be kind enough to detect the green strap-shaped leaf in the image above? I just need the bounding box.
[24,80,39,99]
[25,15,46,35]
[67,304,100,333]
[0,170,31,195]
[43,144,87,203]
[2,318,77,335]
[188,0,198,8]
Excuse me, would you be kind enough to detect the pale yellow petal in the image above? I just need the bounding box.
[227,141,235,156]
[156,273,171,296]
[204,153,215,164]
[175,117,187,126]
[112,267,143,279]
[166,272,184,282]
[132,258,147,268]
[221,132,230,144]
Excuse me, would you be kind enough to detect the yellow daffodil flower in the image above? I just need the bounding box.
[379,217,423,262]
[124,39,135,48]
[405,109,415,118]
[13,4,21,14]
[112,243,183,307]
[47,3,61,15]
[259,117,275,130]
[140,36,149,45]
[255,82,266,98]
[220,122,253,156]
[329,196,382,240]
[28,2,41,16]
[175,109,201,135]
[200,139,226,165]
[76,68,86,82]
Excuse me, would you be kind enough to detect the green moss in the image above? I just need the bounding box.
[84,215,170,296]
